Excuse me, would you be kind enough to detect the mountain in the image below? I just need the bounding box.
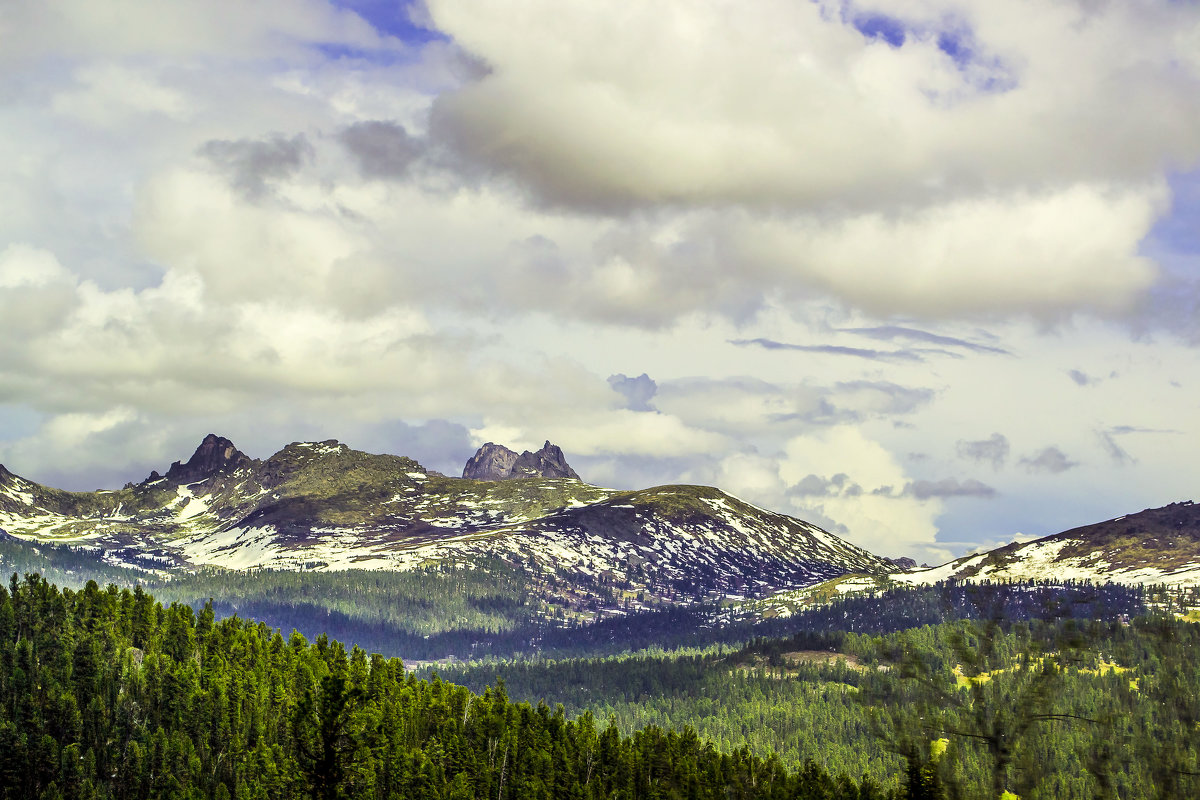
[893,501,1200,588]
[0,435,891,618]
[462,440,581,480]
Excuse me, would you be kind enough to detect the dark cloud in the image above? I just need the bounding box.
[607,372,657,412]
[198,134,313,197]
[1109,424,1178,435]
[903,478,997,499]
[789,472,861,498]
[840,325,1010,355]
[1095,425,1178,466]
[729,338,924,363]
[956,433,1009,469]
[1067,369,1093,386]
[791,473,835,497]
[1096,429,1135,465]
[1019,446,1078,474]
[338,120,424,180]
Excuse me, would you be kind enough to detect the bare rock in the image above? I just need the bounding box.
[161,434,253,484]
[463,441,581,481]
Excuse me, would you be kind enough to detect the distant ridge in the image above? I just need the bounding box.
[894,501,1200,588]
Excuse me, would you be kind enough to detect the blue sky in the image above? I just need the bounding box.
[0,0,1198,563]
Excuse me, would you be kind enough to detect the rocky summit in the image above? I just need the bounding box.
[462,441,581,481]
[157,434,256,485]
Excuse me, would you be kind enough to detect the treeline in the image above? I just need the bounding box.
[436,651,898,786]
[0,573,887,799]
[438,610,1200,798]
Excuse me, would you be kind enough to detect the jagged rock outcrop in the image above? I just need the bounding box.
[462,443,520,481]
[158,434,253,484]
[463,441,581,481]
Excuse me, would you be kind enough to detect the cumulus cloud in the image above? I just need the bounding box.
[1019,446,1078,474]
[778,426,951,561]
[427,1,1200,210]
[956,433,1009,468]
[420,0,1194,320]
[733,184,1164,318]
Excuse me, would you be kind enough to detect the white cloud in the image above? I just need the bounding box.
[52,63,195,128]
[778,426,949,560]
[0,0,390,67]
[473,410,730,460]
[427,0,1200,207]
[732,182,1165,318]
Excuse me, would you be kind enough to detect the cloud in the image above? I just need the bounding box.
[651,377,932,439]
[840,325,1009,355]
[729,338,925,363]
[1,0,391,67]
[420,0,1195,320]
[607,373,657,412]
[733,184,1164,319]
[427,1,1200,211]
[1096,429,1135,465]
[338,121,424,180]
[1019,446,1078,474]
[789,472,861,498]
[1067,369,1093,386]
[52,63,194,128]
[956,433,1009,468]
[902,478,997,500]
[778,426,951,561]
[199,134,314,197]
[471,410,729,460]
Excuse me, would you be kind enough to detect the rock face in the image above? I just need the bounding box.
[161,434,252,484]
[462,443,520,481]
[463,441,581,481]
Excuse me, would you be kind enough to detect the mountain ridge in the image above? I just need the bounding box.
[893,500,1200,588]
[0,434,892,619]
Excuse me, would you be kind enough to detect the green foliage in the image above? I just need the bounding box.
[0,571,878,800]
[439,607,1200,800]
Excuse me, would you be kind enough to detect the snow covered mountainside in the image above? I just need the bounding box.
[0,435,891,613]
[893,501,1200,588]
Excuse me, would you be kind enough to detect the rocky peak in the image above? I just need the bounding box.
[160,434,252,484]
[463,441,581,481]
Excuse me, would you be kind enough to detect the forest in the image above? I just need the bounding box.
[1,570,1198,798]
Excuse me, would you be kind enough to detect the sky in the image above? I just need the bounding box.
[0,0,1198,564]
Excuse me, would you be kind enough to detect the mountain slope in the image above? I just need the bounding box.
[893,501,1200,588]
[0,435,892,617]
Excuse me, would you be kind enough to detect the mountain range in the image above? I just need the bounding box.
[0,435,890,618]
[2,435,1197,628]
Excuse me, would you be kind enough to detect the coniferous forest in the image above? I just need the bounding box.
[2,571,1199,799]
